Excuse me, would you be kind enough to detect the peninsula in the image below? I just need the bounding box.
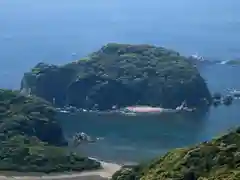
[0,89,100,173]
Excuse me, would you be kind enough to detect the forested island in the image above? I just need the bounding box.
[21,43,211,111]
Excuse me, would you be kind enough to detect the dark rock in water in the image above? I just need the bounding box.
[72,132,99,147]
[212,92,222,101]
[213,99,221,107]
[211,93,234,107]
[231,90,240,98]
[21,43,211,110]
[0,89,100,172]
[223,95,234,106]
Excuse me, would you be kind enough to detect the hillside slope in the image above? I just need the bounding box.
[112,127,240,180]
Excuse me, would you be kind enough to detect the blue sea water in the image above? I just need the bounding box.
[1,0,240,88]
[1,0,240,163]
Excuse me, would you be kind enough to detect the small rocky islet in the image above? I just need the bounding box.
[0,43,240,179]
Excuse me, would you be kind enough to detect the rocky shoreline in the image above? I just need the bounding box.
[212,90,240,106]
[56,104,195,116]
[55,91,240,115]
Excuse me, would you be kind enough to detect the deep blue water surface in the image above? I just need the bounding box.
[1,0,240,88]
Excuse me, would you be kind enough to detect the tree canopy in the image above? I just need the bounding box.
[21,43,211,110]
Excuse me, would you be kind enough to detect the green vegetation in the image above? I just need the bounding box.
[0,89,100,172]
[21,43,211,110]
[112,127,240,180]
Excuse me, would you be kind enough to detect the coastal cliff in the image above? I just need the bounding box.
[21,43,211,110]
[112,127,240,180]
[0,89,100,172]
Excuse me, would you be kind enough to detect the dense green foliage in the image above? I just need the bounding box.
[0,89,100,172]
[0,89,65,145]
[112,127,240,180]
[21,43,211,110]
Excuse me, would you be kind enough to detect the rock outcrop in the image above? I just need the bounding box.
[21,43,211,110]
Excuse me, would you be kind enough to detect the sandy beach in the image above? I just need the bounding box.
[0,160,121,180]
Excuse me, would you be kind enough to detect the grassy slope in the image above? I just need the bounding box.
[112,128,240,180]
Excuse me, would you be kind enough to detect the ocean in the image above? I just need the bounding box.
[1,0,240,163]
[1,0,240,89]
